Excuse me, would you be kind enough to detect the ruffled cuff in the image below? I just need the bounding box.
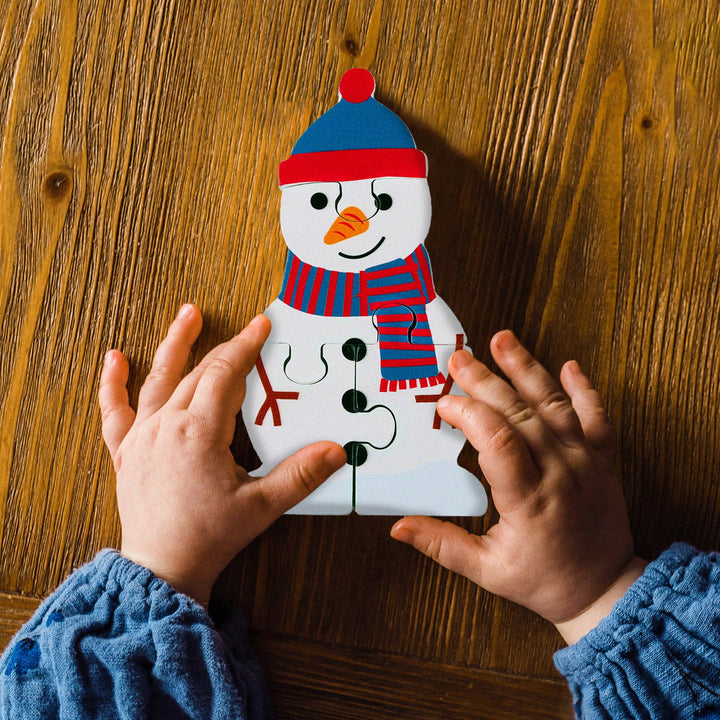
[554,543,720,719]
[0,550,270,720]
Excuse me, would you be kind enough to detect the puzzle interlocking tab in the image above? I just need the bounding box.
[241,68,488,516]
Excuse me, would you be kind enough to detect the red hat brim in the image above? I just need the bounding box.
[279,148,427,186]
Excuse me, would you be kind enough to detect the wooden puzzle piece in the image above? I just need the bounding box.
[242,341,397,514]
[264,299,379,385]
[288,341,400,515]
[279,301,419,386]
[243,329,487,515]
[352,337,488,516]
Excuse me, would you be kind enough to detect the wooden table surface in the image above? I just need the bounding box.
[1,1,718,718]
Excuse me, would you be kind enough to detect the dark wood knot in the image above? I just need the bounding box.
[344,36,358,56]
[43,170,72,200]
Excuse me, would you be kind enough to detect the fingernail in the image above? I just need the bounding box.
[566,360,581,374]
[104,350,115,366]
[178,303,195,319]
[436,395,452,411]
[452,349,473,368]
[247,314,264,329]
[324,445,347,470]
[495,330,519,352]
[390,519,413,543]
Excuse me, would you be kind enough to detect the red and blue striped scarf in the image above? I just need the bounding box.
[278,245,445,392]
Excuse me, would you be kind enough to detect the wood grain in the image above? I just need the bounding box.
[0,592,41,651]
[1,0,718,717]
[254,636,574,720]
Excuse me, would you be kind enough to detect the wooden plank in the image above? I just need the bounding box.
[216,513,565,675]
[254,635,574,720]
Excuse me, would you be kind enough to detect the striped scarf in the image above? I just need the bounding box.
[278,245,445,392]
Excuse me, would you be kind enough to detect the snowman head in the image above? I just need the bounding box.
[279,69,431,273]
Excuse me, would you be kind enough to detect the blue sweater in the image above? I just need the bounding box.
[554,543,720,718]
[0,550,270,719]
[1,544,718,719]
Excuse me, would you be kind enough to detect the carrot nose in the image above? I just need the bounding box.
[323,206,370,245]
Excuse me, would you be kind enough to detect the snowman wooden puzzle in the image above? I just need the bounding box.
[242,68,489,516]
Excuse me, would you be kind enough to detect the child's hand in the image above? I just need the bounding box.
[99,305,346,607]
[391,331,646,644]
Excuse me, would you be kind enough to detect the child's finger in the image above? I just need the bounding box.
[98,350,136,461]
[169,315,270,414]
[239,442,346,532]
[390,516,493,589]
[436,395,540,510]
[135,304,203,422]
[489,331,584,445]
[446,351,557,465]
[164,339,232,410]
[560,361,616,459]
[186,315,270,438]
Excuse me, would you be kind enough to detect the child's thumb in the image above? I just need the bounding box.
[252,442,347,519]
[391,516,490,588]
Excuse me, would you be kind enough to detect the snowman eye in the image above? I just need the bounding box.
[375,193,392,211]
[310,192,328,210]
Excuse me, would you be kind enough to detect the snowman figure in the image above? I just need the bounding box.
[242,68,488,516]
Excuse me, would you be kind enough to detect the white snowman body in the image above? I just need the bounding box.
[241,70,488,515]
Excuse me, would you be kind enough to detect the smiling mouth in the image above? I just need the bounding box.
[338,236,386,260]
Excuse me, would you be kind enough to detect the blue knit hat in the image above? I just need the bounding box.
[279,69,427,185]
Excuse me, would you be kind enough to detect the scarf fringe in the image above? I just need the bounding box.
[380,372,446,393]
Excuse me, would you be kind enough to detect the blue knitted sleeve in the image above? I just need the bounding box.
[0,550,271,720]
[554,543,720,719]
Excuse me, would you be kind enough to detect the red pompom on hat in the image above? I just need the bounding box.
[278,69,427,185]
[339,68,375,103]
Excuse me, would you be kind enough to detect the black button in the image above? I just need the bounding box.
[343,441,368,467]
[342,389,367,413]
[342,338,366,362]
